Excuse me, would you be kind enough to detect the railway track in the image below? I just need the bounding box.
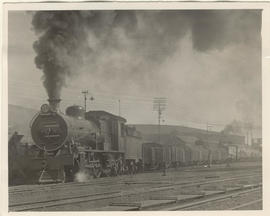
[9,171,260,197]
[9,180,122,195]
[9,191,121,211]
[158,186,262,211]
[9,165,261,195]
[9,173,262,211]
[230,198,262,210]
[9,185,174,211]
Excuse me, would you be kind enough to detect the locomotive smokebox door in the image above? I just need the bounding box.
[31,106,68,152]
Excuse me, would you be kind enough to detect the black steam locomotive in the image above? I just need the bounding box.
[11,98,251,185]
[30,98,142,183]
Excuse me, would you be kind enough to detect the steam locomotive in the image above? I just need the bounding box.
[30,98,142,183]
[11,98,256,185]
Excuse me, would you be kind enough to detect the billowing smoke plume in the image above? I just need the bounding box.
[32,11,93,99]
[32,10,261,99]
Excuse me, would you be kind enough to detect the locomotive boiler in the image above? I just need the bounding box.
[31,99,100,152]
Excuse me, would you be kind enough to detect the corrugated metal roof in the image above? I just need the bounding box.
[177,135,198,144]
[132,124,245,145]
[86,110,126,122]
[141,133,185,146]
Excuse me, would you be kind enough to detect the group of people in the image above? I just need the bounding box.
[110,159,143,176]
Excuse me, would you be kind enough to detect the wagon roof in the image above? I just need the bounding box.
[185,142,208,151]
[141,133,185,146]
[86,110,126,122]
[131,124,245,145]
[176,135,199,144]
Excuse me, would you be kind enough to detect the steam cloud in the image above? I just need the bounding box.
[75,171,89,182]
[32,10,261,99]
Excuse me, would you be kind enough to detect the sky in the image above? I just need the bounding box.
[8,10,262,131]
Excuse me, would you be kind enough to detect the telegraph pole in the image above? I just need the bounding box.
[153,97,167,143]
[206,122,212,168]
[81,90,88,111]
[153,97,167,175]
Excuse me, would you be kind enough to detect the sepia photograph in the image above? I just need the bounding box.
[3,1,267,212]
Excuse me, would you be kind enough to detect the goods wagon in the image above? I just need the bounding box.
[142,142,163,170]
[165,144,187,167]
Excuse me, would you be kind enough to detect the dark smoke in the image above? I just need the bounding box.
[32,11,139,98]
[32,11,93,98]
[191,10,261,51]
[32,10,261,99]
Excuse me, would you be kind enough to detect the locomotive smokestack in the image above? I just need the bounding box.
[48,98,61,112]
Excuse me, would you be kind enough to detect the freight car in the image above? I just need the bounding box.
[141,134,190,170]
[142,142,163,170]
[142,142,189,170]
[140,133,231,170]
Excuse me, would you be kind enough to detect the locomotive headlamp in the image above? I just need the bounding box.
[41,104,50,113]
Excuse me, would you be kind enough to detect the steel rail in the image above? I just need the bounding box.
[159,187,262,211]
[9,185,174,211]
[9,164,261,194]
[9,171,261,196]
[10,174,261,211]
[230,199,262,210]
